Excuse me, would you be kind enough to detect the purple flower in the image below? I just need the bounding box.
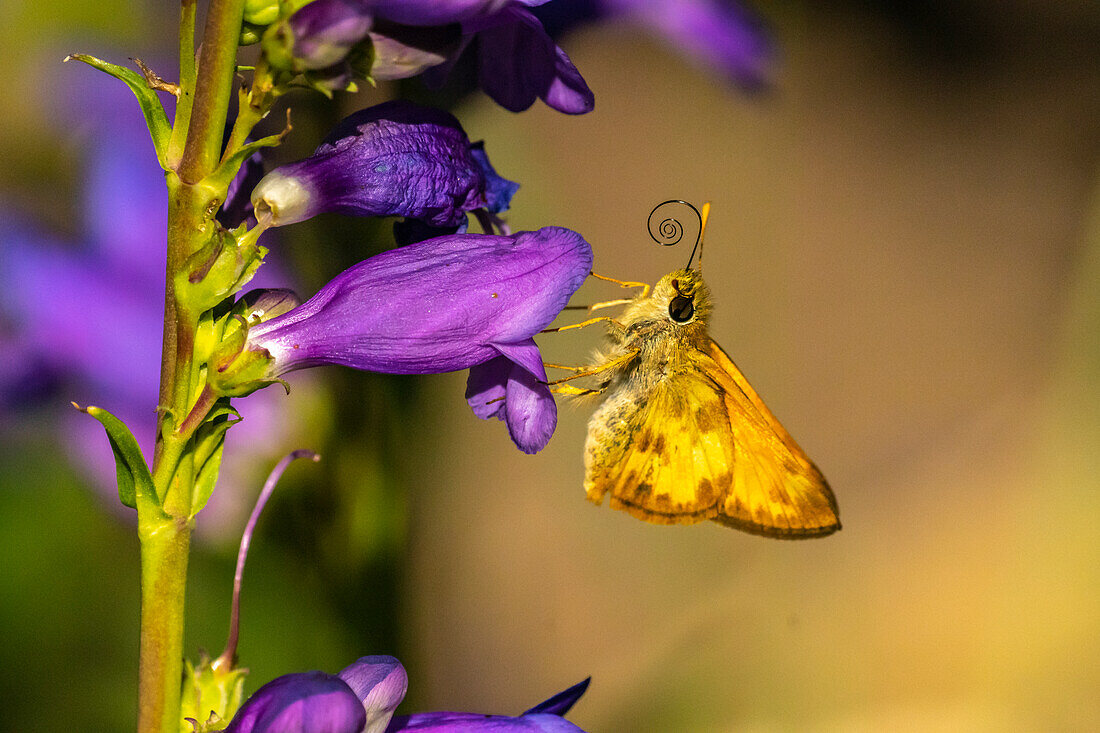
[401,2,595,114]
[282,1,593,114]
[241,227,591,453]
[250,101,518,230]
[224,655,590,733]
[533,0,774,89]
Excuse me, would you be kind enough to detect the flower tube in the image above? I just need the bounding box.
[228,227,591,452]
[251,101,517,229]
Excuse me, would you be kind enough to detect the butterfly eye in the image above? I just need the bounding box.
[668,296,695,323]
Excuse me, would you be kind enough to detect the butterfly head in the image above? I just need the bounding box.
[621,268,712,334]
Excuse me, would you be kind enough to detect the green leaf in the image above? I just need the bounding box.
[190,403,241,517]
[63,53,173,169]
[73,402,156,509]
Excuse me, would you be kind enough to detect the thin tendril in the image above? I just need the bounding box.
[214,448,320,670]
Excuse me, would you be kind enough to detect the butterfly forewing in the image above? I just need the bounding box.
[707,340,840,537]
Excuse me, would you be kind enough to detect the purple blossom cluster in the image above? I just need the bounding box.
[4,1,777,729]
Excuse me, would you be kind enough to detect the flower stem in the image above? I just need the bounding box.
[179,0,248,184]
[136,514,191,733]
[139,0,247,731]
[216,450,321,670]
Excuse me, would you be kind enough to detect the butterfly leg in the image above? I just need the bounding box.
[540,316,619,334]
[561,297,636,312]
[544,362,588,372]
[590,272,651,299]
[546,349,639,385]
[550,384,604,397]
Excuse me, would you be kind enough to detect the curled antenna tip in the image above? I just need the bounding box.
[647,200,704,269]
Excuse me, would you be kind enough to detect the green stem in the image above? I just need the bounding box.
[136,515,191,733]
[167,0,197,167]
[179,0,247,184]
[139,1,247,731]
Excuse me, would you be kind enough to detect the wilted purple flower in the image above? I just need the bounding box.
[533,0,774,89]
[399,1,595,114]
[225,655,589,733]
[0,68,311,539]
[251,101,518,230]
[240,227,591,452]
[282,0,592,114]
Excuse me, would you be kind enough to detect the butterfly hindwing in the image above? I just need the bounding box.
[584,364,731,524]
[583,339,840,538]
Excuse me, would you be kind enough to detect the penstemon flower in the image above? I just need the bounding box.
[251,101,518,230]
[216,227,591,453]
[277,0,593,113]
[224,655,589,733]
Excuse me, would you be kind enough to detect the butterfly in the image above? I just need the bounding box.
[550,202,840,538]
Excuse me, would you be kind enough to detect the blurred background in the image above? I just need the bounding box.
[1,1,1098,730]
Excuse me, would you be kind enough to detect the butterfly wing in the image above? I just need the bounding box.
[583,339,840,538]
[704,339,840,537]
[584,360,734,524]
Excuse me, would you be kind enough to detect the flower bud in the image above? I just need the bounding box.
[250,101,517,228]
[286,0,373,70]
[243,0,280,27]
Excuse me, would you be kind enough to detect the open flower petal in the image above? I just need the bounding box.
[223,671,365,733]
[523,678,590,716]
[476,6,594,114]
[227,661,590,733]
[503,359,557,454]
[465,356,510,421]
[533,0,773,89]
[466,346,557,454]
[365,0,551,26]
[385,679,592,731]
[337,656,409,733]
[243,227,589,451]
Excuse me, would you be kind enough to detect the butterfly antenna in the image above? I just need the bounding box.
[690,201,711,272]
[648,200,704,269]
